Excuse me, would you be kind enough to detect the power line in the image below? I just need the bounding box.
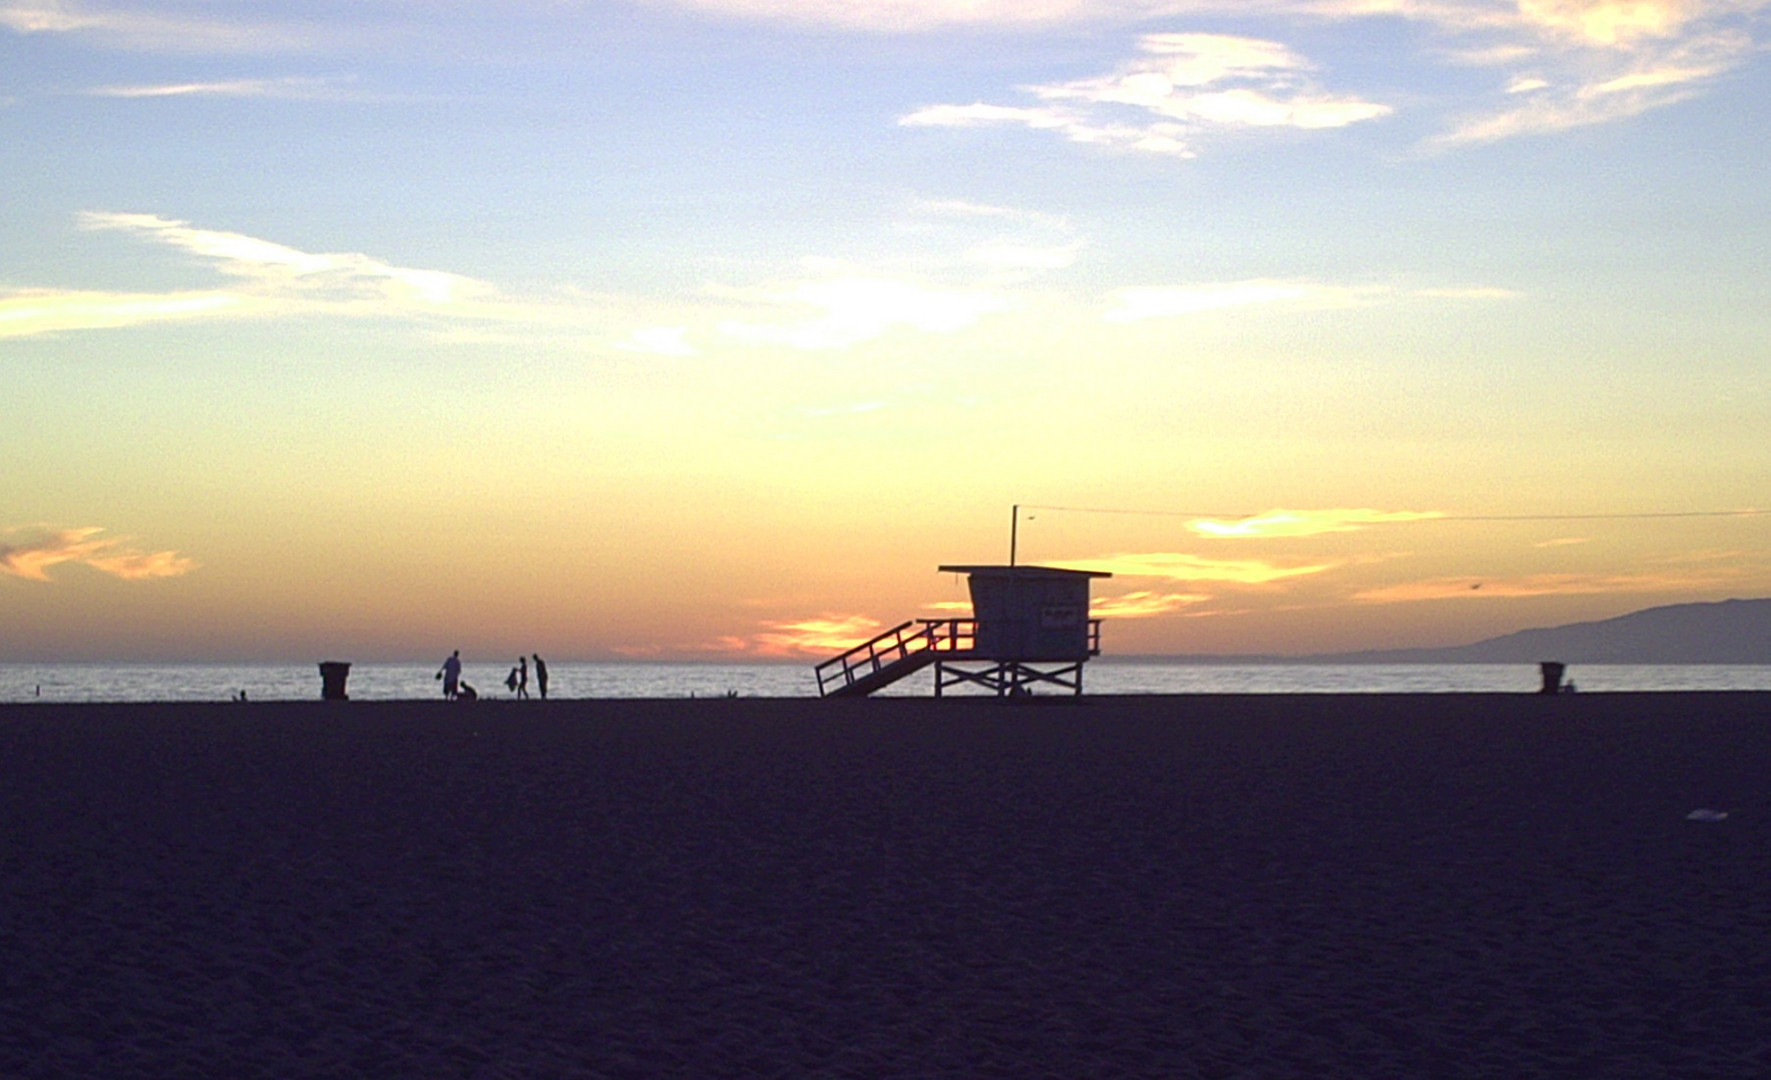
[1017,504,1768,523]
[1440,510,1766,522]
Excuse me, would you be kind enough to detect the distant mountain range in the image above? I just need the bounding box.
[1139,598,1771,664]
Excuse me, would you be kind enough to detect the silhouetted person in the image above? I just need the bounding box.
[532,654,548,700]
[438,649,462,699]
[459,680,478,701]
[518,655,530,700]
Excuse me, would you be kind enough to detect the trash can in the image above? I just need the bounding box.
[1538,661,1565,695]
[319,661,352,701]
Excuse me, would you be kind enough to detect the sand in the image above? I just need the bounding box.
[2,692,1770,1078]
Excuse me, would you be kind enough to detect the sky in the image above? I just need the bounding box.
[3,0,1770,663]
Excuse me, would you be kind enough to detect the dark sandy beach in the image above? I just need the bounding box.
[3,693,1769,1078]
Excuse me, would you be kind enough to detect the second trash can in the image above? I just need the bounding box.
[319,661,351,701]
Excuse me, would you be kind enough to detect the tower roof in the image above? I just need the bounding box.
[937,564,1111,579]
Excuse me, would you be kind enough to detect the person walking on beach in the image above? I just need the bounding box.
[532,654,548,700]
[438,649,462,699]
[518,655,530,700]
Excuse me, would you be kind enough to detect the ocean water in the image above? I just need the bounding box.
[4,659,1771,703]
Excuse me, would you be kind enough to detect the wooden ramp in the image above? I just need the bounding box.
[815,620,975,698]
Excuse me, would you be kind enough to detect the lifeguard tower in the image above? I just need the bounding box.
[814,564,1110,698]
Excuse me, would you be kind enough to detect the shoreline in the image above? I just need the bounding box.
[5,686,1771,712]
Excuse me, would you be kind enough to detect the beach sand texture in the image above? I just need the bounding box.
[3,693,1769,1078]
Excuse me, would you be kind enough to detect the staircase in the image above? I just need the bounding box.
[815,619,976,697]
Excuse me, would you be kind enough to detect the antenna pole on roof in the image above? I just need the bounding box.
[1010,504,1019,567]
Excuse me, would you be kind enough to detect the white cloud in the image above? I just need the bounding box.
[910,198,1072,231]
[661,0,1766,42]
[902,32,1390,157]
[10,212,1049,351]
[900,102,1076,130]
[659,0,1766,148]
[80,211,486,305]
[646,0,1197,31]
[615,325,697,356]
[0,288,258,338]
[2,211,599,340]
[715,275,1013,350]
[86,76,351,99]
[1427,27,1755,146]
[1513,0,1714,46]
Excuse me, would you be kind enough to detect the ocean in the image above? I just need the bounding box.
[5,660,1771,703]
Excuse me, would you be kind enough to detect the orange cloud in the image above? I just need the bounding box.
[674,614,887,658]
[1,526,198,582]
[1188,507,1445,539]
[762,614,882,648]
[1059,552,1336,584]
[1090,591,1212,618]
[1353,570,1738,604]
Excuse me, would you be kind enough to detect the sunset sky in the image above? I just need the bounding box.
[4,0,1769,662]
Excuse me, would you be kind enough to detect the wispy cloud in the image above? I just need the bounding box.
[1103,279,1516,320]
[902,32,1389,157]
[10,212,1049,352]
[80,211,483,304]
[614,325,697,356]
[1187,508,1446,539]
[613,612,886,659]
[714,274,1013,350]
[894,196,1084,286]
[910,198,1071,230]
[86,76,352,100]
[1,1,319,52]
[2,211,580,340]
[664,0,1765,147]
[1090,590,1212,617]
[676,614,886,658]
[1,525,197,582]
[1,287,259,337]
[1426,27,1756,147]
[1353,569,1739,603]
[1059,552,1338,584]
[649,0,1192,31]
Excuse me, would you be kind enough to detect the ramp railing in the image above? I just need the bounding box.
[815,618,977,697]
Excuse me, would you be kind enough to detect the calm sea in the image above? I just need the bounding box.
[4,660,1771,703]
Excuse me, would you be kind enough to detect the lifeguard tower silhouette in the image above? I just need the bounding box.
[815,564,1111,698]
